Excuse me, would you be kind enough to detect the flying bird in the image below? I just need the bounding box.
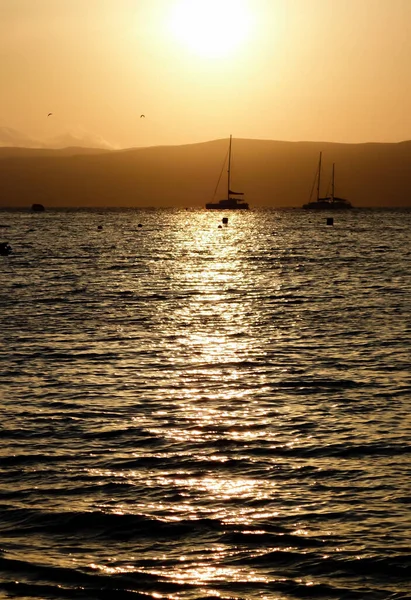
[140,114,145,118]
[47,113,53,117]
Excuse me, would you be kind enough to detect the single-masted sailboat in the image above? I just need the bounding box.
[206,136,249,210]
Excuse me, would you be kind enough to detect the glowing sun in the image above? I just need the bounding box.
[169,0,253,58]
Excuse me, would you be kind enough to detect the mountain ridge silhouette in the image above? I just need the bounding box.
[1,138,411,208]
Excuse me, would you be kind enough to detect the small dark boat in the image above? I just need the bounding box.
[206,136,249,210]
[31,203,45,212]
[303,153,353,210]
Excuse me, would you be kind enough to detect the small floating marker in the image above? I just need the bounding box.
[138,223,143,228]
[97,225,103,230]
[0,242,12,256]
[326,217,334,226]
[218,225,222,229]
[222,217,228,225]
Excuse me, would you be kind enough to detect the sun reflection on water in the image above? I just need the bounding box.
[2,209,411,599]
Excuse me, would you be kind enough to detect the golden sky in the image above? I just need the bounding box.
[1,0,411,149]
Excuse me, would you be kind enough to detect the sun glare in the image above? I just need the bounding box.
[169,0,253,59]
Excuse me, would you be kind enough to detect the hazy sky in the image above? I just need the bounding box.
[1,0,411,149]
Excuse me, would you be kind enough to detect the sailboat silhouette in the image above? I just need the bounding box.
[206,136,249,210]
[303,152,353,209]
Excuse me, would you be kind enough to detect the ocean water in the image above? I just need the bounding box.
[0,208,410,600]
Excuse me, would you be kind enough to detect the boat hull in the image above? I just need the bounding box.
[206,202,249,210]
[31,203,45,212]
[303,198,352,210]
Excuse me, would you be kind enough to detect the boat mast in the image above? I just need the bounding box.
[317,152,322,202]
[227,135,232,200]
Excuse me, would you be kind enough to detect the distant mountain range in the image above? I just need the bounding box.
[0,126,116,151]
[1,138,411,208]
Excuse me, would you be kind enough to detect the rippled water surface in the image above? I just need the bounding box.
[1,208,410,599]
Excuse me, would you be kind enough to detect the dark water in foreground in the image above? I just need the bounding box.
[0,208,410,600]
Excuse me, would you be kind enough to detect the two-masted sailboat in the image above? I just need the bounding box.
[206,136,249,210]
[303,152,353,210]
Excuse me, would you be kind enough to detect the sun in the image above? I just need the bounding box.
[169,0,253,59]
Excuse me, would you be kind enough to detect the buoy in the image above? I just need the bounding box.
[138,224,143,228]
[326,217,334,226]
[97,225,103,230]
[222,217,228,225]
[218,225,222,228]
[0,242,12,256]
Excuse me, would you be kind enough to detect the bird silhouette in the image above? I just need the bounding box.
[47,113,53,117]
[140,114,145,118]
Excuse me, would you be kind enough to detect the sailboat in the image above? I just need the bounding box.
[303,152,353,210]
[206,136,249,210]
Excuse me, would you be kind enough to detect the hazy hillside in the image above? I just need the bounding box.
[0,146,112,158]
[1,138,411,209]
